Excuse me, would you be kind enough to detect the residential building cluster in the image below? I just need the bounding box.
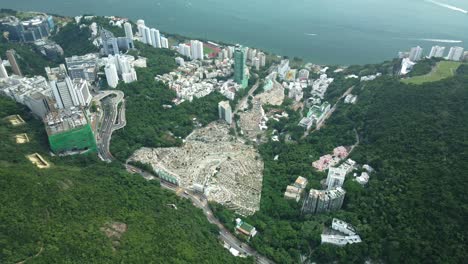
[100,27,134,56]
[0,75,52,118]
[287,81,307,102]
[400,45,466,62]
[103,54,139,88]
[265,61,315,116]
[155,58,237,102]
[177,40,204,60]
[353,164,374,185]
[321,218,362,246]
[311,74,334,99]
[284,176,308,202]
[312,146,350,171]
[360,73,382,82]
[65,53,99,82]
[136,19,168,49]
[0,14,54,42]
[0,48,98,155]
[399,45,467,75]
[288,72,333,121]
[158,41,267,104]
[301,187,346,214]
[219,46,266,71]
[299,101,331,130]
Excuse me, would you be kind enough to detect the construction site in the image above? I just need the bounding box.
[44,109,97,154]
[131,122,264,216]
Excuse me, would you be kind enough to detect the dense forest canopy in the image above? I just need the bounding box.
[0,97,251,263]
[213,67,468,263]
[1,12,467,264]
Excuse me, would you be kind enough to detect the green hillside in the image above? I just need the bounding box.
[0,97,251,263]
[403,60,462,84]
[214,65,468,263]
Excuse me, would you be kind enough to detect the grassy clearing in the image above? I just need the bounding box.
[402,61,462,85]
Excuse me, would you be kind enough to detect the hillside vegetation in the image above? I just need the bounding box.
[110,47,225,161]
[0,97,251,264]
[402,60,462,84]
[214,66,468,263]
[52,22,98,57]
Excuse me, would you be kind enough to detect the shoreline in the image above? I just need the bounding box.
[0,7,439,67]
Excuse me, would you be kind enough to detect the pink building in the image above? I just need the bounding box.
[312,154,333,171]
[333,146,349,159]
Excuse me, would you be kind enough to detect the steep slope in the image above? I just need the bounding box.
[0,97,251,263]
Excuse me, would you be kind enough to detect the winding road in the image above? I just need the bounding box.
[96,89,273,263]
[93,90,126,162]
[124,164,274,264]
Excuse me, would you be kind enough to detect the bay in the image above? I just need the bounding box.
[3,0,468,65]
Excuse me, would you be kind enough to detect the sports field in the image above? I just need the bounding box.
[402,61,462,85]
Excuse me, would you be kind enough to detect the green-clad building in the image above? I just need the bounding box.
[234,45,249,88]
[44,109,97,154]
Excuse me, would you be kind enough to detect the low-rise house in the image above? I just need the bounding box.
[312,147,350,172]
[284,176,308,202]
[333,146,349,159]
[235,218,257,238]
[321,234,362,246]
[363,164,374,173]
[298,117,313,130]
[344,94,357,104]
[332,218,357,236]
[355,172,370,185]
[321,218,362,246]
[284,185,303,202]
[307,101,331,125]
[294,176,308,189]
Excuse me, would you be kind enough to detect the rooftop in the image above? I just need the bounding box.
[44,109,89,136]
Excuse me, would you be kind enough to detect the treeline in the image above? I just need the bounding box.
[343,59,401,76]
[0,96,252,264]
[406,58,440,77]
[129,41,178,76]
